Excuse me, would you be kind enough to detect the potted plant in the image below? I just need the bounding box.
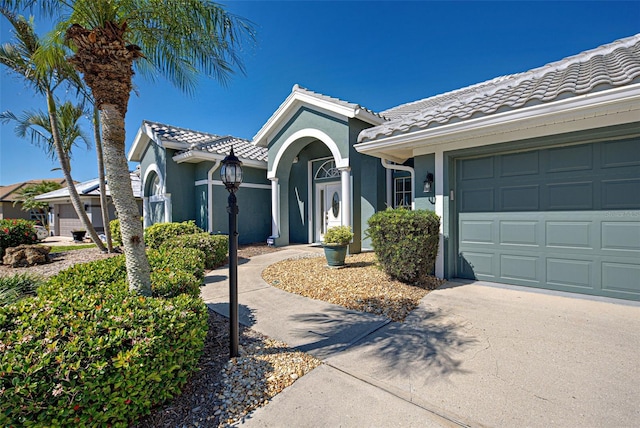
[322,225,354,267]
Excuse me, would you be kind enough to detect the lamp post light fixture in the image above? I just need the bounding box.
[221,147,243,358]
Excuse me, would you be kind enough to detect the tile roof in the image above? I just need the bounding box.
[291,84,385,121]
[35,173,141,200]
[359,34,640,143]
[146,121,267,162]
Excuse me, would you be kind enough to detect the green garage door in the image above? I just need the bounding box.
[457,138,640,301]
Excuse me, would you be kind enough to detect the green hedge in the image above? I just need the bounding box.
[160,233,228,269]
[144,221,203,250]
[0,219,38,259]
[42,248,205,299]
[366,208,440,284]
[0,249,209,426]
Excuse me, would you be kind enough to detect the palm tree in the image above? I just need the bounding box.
[0,8,107,252]
[12,180,62,227]
[3,0,254,295]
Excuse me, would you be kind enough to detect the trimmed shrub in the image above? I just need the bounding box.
[322,225,354,245]
[0,289,207,426]
[0,219,38,259]
[0,273,41,306]
[144,221,203,249]
[160,233,228,269]
[42,248,205,299]
[109,218,122,247]
[365,208,440,284]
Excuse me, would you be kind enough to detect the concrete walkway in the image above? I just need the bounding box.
[201,247,640,427]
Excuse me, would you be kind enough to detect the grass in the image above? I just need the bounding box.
[0,273,41,306]
[49,244,97,253]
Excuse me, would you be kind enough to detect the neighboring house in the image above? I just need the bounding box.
[0,178,68,222]
[35,173,142,238]
[131,34,640,301]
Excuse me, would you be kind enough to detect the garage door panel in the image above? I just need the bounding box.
[500,151,539,177]
[601,222,640,252]
[546,144,593,173]
[602,262,640,294]
[456,138,640,301]
[546,221,593,249]
[546,181,593,210]
[546,258,593,289]
[500,185,540,211]
[601,139,640,168]
[601,178,640,208]
[499,220,539,246]
[500,254,539,283]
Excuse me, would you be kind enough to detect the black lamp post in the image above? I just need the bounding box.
[221,147,243,358]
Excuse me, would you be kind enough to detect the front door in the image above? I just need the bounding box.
[316,182,342,242]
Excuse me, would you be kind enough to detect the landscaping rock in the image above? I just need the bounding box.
[2,244,52,267]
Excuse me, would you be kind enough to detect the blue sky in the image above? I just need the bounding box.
[1,1,639,185]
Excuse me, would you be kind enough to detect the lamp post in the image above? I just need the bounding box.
[221,147,243,358]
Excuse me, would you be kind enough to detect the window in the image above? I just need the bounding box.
[394,177,412,208]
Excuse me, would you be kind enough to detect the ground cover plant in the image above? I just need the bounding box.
[0,247,209,426]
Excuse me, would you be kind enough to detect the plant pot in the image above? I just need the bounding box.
[71,230,86,242]
[323,244,348,268]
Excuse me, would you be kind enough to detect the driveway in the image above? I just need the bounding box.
[325,281,640,427]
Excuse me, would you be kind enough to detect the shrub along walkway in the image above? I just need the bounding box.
[202,246,640,428]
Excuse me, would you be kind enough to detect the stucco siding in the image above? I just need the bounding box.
[165,149,195,222]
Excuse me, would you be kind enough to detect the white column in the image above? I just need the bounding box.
[435,150,445,279]
[340,167,351,228]
[164,193,172,223]
[270,178,280,237]
[143,197,150,228]
[386,168,392,208]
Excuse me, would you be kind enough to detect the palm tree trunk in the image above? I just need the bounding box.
[100,103,151,296]
[46,90,107,252]
[93,106,114,252]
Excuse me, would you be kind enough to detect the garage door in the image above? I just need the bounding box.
[456,138,640,301]
[58,204,84,238]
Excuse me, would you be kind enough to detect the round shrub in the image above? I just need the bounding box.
[0,288,208,426]
[160,232,228,269]
[365,208,440,284]
[0,219,38,259]
[144,221,203,250]
[147,247,206,285]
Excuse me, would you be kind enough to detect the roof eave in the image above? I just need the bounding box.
[172,150,267,169]
[253,87,383,147]
[355,85,640,160]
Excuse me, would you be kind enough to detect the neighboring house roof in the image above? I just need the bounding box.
[252,84,385,147]
[0,178,69,202]
[359,34,640,144]
[128,121,267,168]
[34,172,141,202]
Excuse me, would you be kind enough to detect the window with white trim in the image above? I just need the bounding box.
[394,177,412,208]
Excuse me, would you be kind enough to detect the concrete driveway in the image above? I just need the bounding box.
[325,281,640,427]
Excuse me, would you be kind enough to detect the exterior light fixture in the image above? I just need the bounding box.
[221,147,243,359]
[423,173,434,193]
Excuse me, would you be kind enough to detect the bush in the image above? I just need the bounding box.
[0,219,38,258]
[0,273,41,306]
[109,219,122,247]
[365,208,440,284]
[160,233,228,269]
[0,289,207,426]
[43,247,205,299]
[144,221,203,249]
[322,225,354,245]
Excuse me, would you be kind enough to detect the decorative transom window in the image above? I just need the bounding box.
[394,177,412,208]
[315,160,340,180]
